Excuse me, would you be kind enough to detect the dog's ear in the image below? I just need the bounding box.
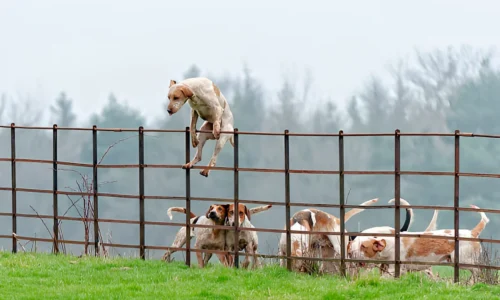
[179,85,194,98]
[372,239,386,252]
[205,205,214,218]
[222,204,230,216]
[169,80,177,87]
[244,205,251,221]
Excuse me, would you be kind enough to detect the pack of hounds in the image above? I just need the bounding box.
[163,76,491,281]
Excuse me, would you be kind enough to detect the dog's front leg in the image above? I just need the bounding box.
[248,244,260,269]
[200,134,230,177]
[241,247,251,269]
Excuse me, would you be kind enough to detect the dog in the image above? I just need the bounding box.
[298,197,415,275]
[166,77,234,177]
[348,204,489,281]
[347,198,439,277]
[278,198,378,273]
[225,203,270,269]
[161,204,230,268]
[162,204,272,267]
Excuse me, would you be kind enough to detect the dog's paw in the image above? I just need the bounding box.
[200,169,209,177]
[182,163,193,169]
[212,125,221,139]
[213,130,220,140]
[191,136,199,148]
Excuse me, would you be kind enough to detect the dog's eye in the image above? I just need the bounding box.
[239,212,244,216]
[174,96,178,100]
[217,207,222,211]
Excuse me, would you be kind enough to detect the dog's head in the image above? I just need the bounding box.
[166,79,194,115]
[227,203,251,226]
[348,237,387,267]
[205,204,229,224]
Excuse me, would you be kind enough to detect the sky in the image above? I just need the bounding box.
[1,0,498,125]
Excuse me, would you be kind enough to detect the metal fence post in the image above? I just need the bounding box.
[139,126,145,259]
[284,130,291,271]
[185,127,191,266]
[454,130,460,283]
[11,123,17,254]
[92,125,99,256]
[394,129,401,278]
[339,130,346,276]
[53,124,59,254]
[233,128,240,268]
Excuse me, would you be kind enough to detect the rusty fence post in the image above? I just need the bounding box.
[394,129,401,278]
[185,127,191,267]
[284,130,291,271]
[11,123,17,253]
[53,124,59,254]
[139,126,145,260]
[92,125,99,256]
[339,130,346,276]
[454,130,460,283]
[233,128,240,268]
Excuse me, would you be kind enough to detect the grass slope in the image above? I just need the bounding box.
[0,252,499,299]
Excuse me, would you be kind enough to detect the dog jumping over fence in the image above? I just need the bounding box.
[348,204,489,282]
[166,77,234,177]
[162,204,272,267]
[278,198,378,273]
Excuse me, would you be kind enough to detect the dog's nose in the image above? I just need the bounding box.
[167,109,173,115]
[209,211,217,218]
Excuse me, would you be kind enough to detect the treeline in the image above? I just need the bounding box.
[0,45,499,259]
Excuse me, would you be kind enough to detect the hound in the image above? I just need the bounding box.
[278,198,378,273]
[225,203,272,269]
[297,197,415,275]
[162,204,272,267]
[348,205,489,282]
[166,77,234,177]
[347,198,439,277]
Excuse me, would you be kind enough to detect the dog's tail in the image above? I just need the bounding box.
[230,135,235,147]
[249,204,273,214]
[167,207,197,220]
[470,205,490,238]
[424,210,439,232]
[388,198,414,232]
[344,198,378,222]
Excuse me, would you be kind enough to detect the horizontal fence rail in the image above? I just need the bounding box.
[1,124,500,284]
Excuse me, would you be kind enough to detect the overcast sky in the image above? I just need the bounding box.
[1,0,498,125]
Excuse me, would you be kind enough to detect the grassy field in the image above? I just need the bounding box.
[0,252,499,299]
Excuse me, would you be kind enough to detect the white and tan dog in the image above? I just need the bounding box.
[162,204,230,268]
[163,204,272,267]
[225,203,268,269]
[348,204,489,281]
[348,198,439,276]
[166,77,234,177]
[278,198,378,273]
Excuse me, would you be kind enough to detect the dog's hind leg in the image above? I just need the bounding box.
[203,252,213,266]
[183,122,213,170]
[162,227,188,262]
[200,132,231,177]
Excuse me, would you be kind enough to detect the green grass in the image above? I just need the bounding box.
[0,252,499,299]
